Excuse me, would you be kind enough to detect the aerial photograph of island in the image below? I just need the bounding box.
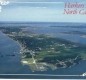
[0,0,86,79]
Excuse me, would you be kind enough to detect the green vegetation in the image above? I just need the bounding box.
[0,27,86,71]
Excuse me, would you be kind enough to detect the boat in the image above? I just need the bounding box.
[82,72,86,76]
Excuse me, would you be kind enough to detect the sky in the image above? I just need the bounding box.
[0,0,86,22]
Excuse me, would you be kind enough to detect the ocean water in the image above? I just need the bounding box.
[0,22,86,79]
[26,25,86,44]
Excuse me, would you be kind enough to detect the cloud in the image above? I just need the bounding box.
[12,1,64,4]
[7,1,64,9]
[36,7,47,8]
[0,0,10,5]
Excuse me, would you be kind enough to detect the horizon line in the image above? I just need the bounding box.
[0,21,86,24]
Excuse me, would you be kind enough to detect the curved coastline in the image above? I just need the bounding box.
[3,32,84,72]
[0,28,86,76]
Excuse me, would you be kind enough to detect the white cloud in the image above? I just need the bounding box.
[0,5,1,8]
[0,0,10,5]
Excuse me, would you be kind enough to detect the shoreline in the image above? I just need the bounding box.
[7,35,83,71]
[0,31,86,72]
